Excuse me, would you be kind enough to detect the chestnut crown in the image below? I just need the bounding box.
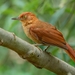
[12,12,37,22]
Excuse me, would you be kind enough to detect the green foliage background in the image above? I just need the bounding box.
[0,0,75,75]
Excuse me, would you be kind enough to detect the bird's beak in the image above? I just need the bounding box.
[12,17,21,20]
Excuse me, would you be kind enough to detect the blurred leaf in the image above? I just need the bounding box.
[0,3,8,16]
[50,7,66,24]
[0,47,8,64]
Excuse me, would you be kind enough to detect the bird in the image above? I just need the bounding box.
[12,12,75,61]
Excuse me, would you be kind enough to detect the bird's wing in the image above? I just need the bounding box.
[29,23,66,49]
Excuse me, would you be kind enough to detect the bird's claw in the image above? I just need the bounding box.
[33,44,43,47]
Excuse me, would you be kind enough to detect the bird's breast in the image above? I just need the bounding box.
[22,24,31,38]
[22,24,40,43]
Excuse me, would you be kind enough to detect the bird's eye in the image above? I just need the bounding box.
[23,15,27,19]
[20,15,27,20]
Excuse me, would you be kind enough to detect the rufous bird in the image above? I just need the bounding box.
[12,12,75,61]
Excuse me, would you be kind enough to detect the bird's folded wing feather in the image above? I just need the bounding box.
[29,24,66,49]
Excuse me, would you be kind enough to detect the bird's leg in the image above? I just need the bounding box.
[32,44,43,51]
[33,44,43,47]
[45,45,50,51]
[33,44,50,51]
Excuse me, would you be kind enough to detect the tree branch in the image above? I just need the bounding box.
[0,28,75,75]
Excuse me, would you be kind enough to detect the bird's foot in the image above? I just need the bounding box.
[44,46,50,52]
[32,44,43,51]
[33,44,43,47]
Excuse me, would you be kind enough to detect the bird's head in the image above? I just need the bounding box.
[12,12,37,25]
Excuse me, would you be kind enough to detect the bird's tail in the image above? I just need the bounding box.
[65,43,75,62]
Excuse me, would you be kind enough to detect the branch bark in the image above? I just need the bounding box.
[0,28,75,75]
